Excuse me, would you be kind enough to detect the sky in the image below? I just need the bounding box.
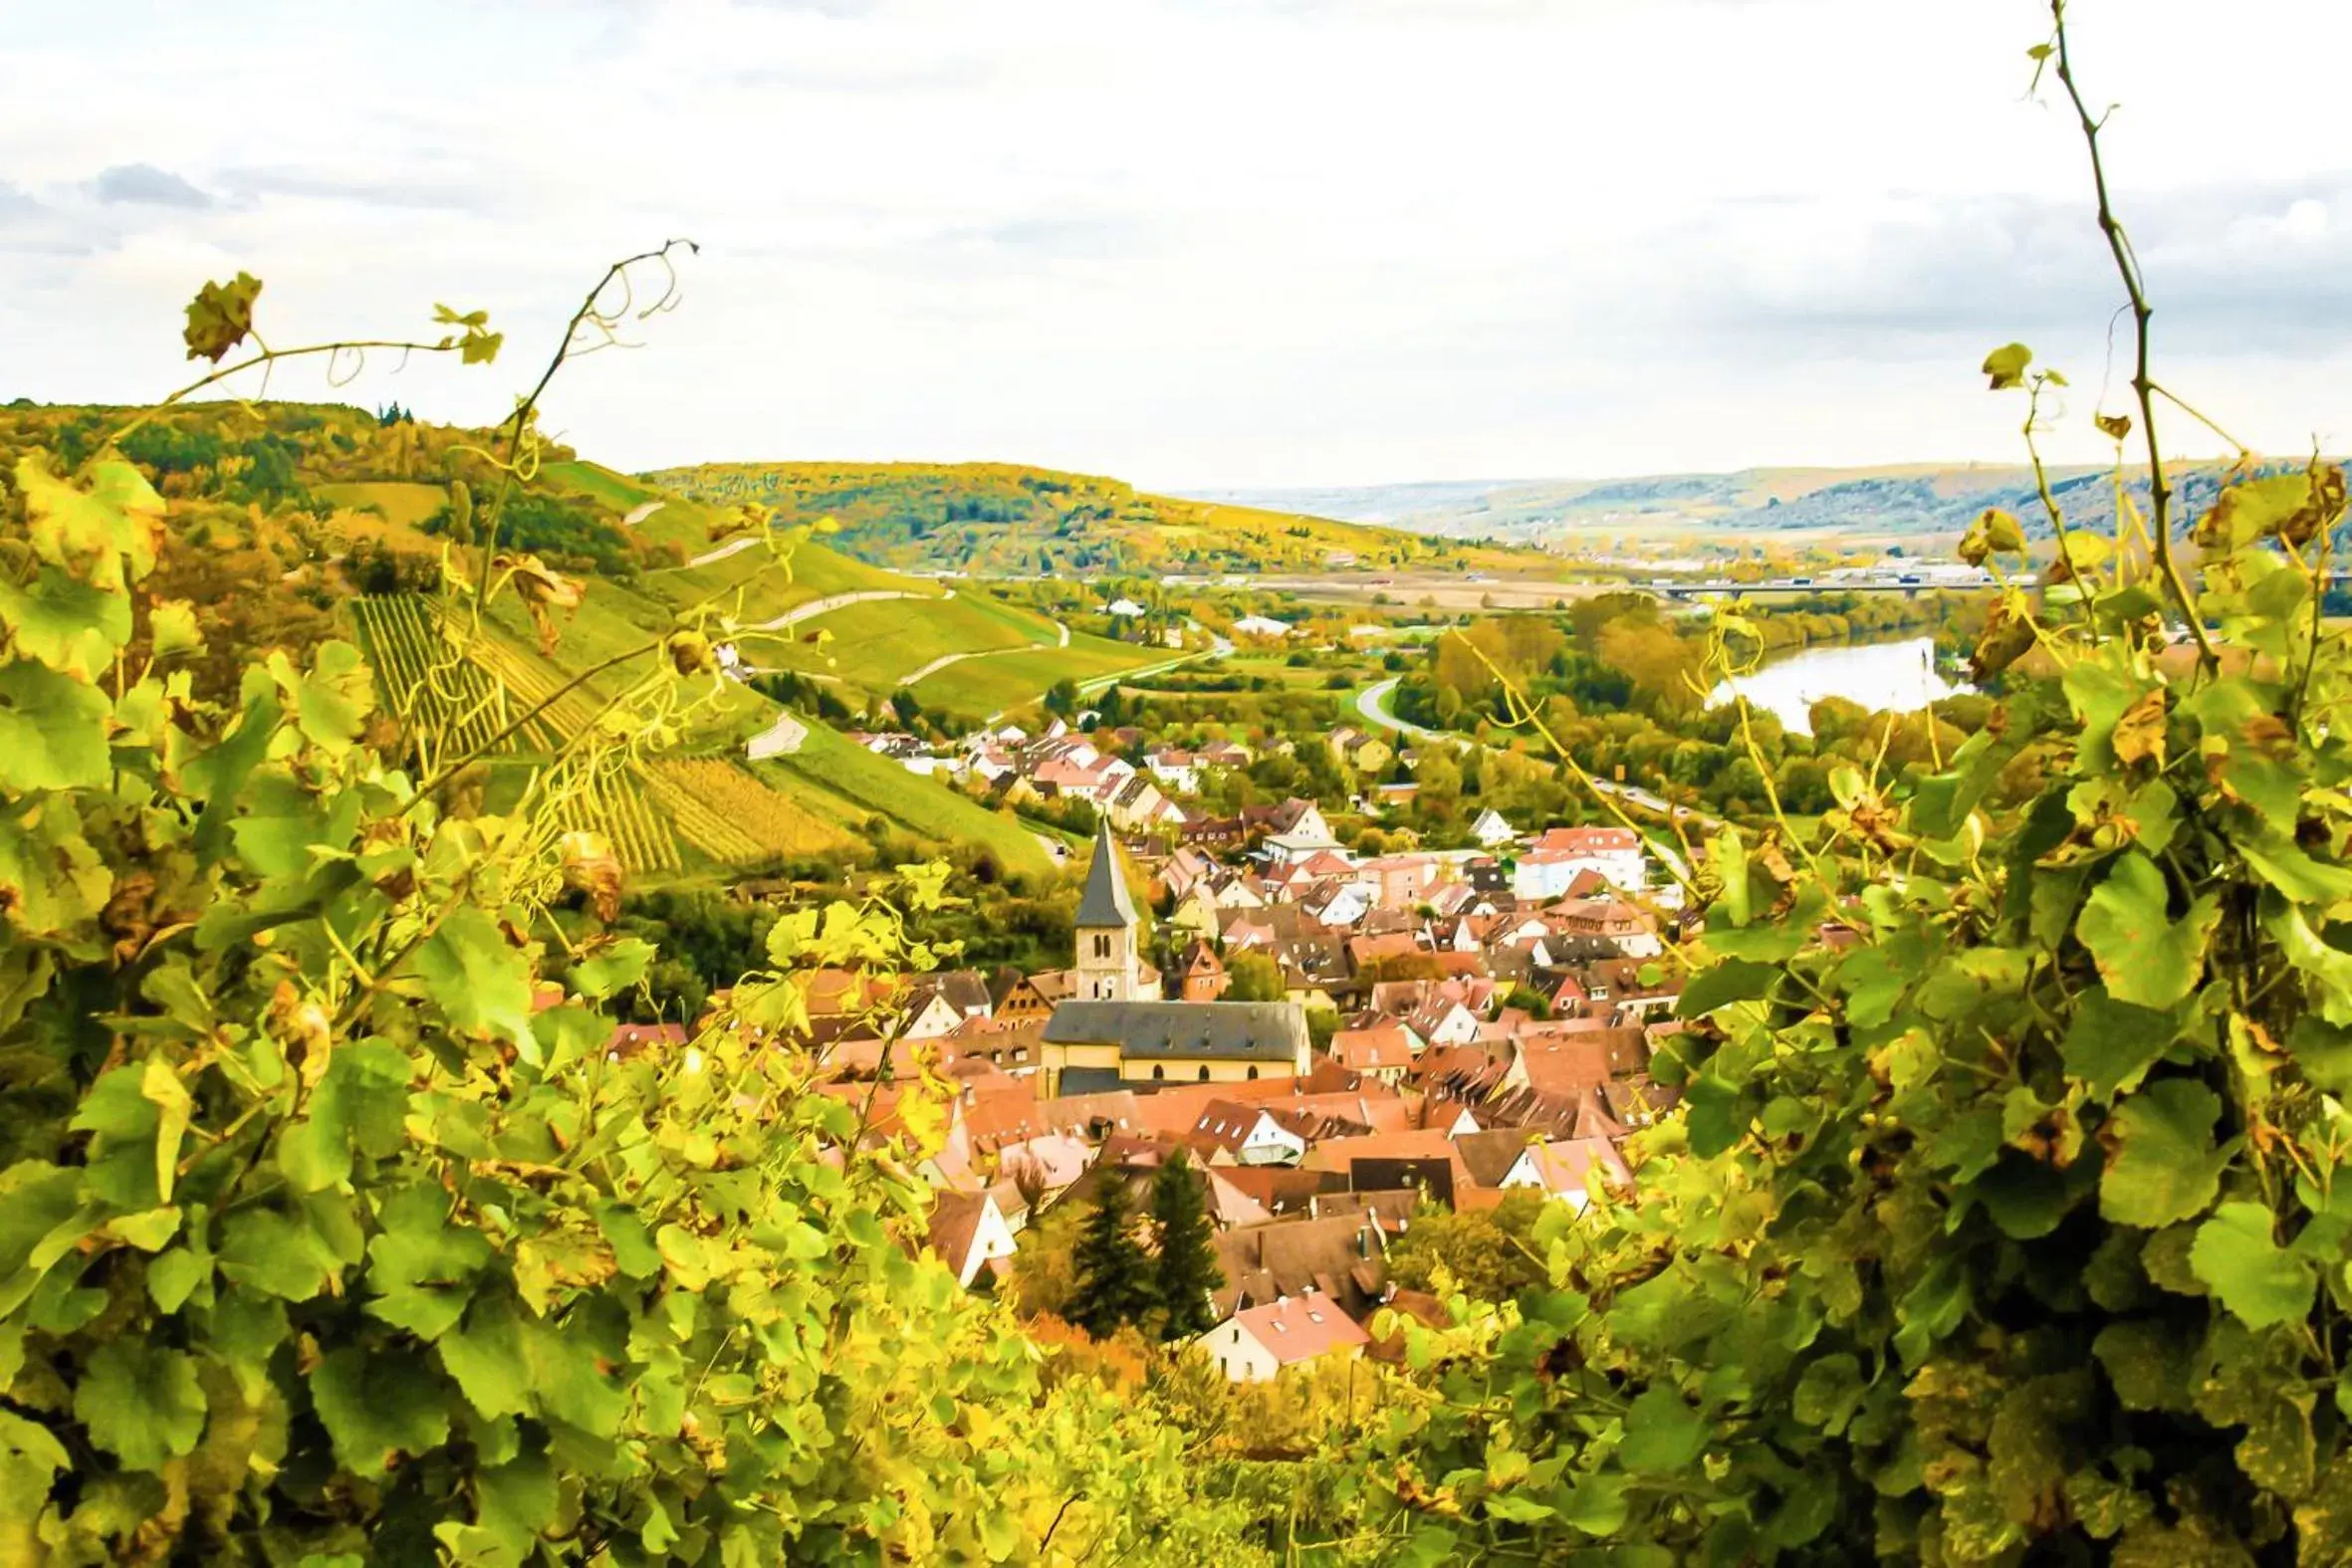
[4,0,2350,490]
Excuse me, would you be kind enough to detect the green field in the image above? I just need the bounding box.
[912,636,1157,716]
[752,721,1054,880]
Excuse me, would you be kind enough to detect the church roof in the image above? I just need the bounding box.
[1044,1001,1308,1062]
[1076,819,1138,930]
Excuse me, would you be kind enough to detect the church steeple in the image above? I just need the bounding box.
[1074,819,1140,1001]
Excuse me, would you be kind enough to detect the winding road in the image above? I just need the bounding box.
[1354,678,1448,743]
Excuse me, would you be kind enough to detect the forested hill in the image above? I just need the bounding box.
[644,458,1535,577]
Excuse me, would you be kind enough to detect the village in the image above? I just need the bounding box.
[621,701,1688,1383]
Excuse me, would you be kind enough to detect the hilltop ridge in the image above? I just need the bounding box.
[645,458,1538,577]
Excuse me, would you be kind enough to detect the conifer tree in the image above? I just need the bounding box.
[1148,1151,1225,1339]
[1065,1170,1156,1338]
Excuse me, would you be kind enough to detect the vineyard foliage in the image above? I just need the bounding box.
[0,275,1263,1567]
[351,593,526,758]
[645,759,859,866]
[7,18,2352,1564]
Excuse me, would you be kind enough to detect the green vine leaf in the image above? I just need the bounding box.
[72,1340,207,1472]
[2190,1203,2317,1329]
[2075,852,2220,1008]
[2099,1079,2232,1230]
[1617,1387,1708,1474]
[1982,341,2034,390]
[412,906,540,1061]
[310,1347,450,1480]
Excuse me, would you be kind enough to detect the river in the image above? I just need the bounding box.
[1708,635,1969,735]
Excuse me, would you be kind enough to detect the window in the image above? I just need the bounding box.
[1247,1065,1259,1080]
[1153,1065,1165,1081]
[1092,934,1111,960]
[1198,1066,1210,1081]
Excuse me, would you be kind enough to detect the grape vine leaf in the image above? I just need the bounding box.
[1983,342,2033,390]
[2189,1202,2316,1329]
[413,906,540,1061]
[2099,1079,2231,1230]
[72,1340,207,1472]
[2075,852,2220,1008]
[0,662,113,794]
[183,271,263,362]
[310,1346,450,1479]
[1617,1387,1708,1474]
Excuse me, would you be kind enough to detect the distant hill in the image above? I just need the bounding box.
[1178,463,2172,543]
[642,459,1534,577]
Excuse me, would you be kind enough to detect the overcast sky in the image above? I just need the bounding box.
[5,0,2348,489]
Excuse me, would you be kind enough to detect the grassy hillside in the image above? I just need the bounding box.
[642,459,1532,578]
[0,403,1093,881]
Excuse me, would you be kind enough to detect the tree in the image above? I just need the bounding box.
[1148,1153,1225,1339]
[1385,1193,1548,1302]
[1066,1174,1158,1338]
[1224,949,1286,1002]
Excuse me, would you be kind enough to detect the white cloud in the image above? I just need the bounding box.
[2,0,2347,486]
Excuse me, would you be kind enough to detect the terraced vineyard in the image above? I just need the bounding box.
[350,595,514,756]
[551,763,681,875]
[469,636,593,749]
[643,758,856,865]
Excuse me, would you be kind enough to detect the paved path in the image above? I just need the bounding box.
[687,534,763,568]
[745,711,808,760]
[744,588,939,633]
[1355,678,1449,743]
[622,500,665,527]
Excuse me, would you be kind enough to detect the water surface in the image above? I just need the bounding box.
[1708,635,1969,735]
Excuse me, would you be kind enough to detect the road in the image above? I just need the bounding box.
[743,588,943,633]
[1354,678,1448,743]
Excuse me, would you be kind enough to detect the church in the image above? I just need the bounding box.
[1038,821,1312,1096]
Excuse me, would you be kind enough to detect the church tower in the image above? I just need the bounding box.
[1074,819,1141,1002]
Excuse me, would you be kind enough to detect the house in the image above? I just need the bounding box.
[1213,1212,1392,1317]
[1232,614,1293,638]
[898,971,993,1040]
[1040,1000,1313,1094]
[1327,1017,1416,1083]
[1495,1137,1634,1212]
[1188,1100,1309,1167]
[926,1190,1018,1288]
[1107,597,1147,617]
[1203,1294,1371,1382]
[1165,883,1223,945]
[990,969,1058,1023]
[1521,826,1647,896]
[1328,727,1394,779]
[1470,807,1517,848]
[1145,748,1203,795]
[1172,940,1230,1003]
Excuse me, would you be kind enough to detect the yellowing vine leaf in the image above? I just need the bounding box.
[183,271,262,362]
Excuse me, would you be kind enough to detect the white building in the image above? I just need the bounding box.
[1202,1294,1371,1383]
